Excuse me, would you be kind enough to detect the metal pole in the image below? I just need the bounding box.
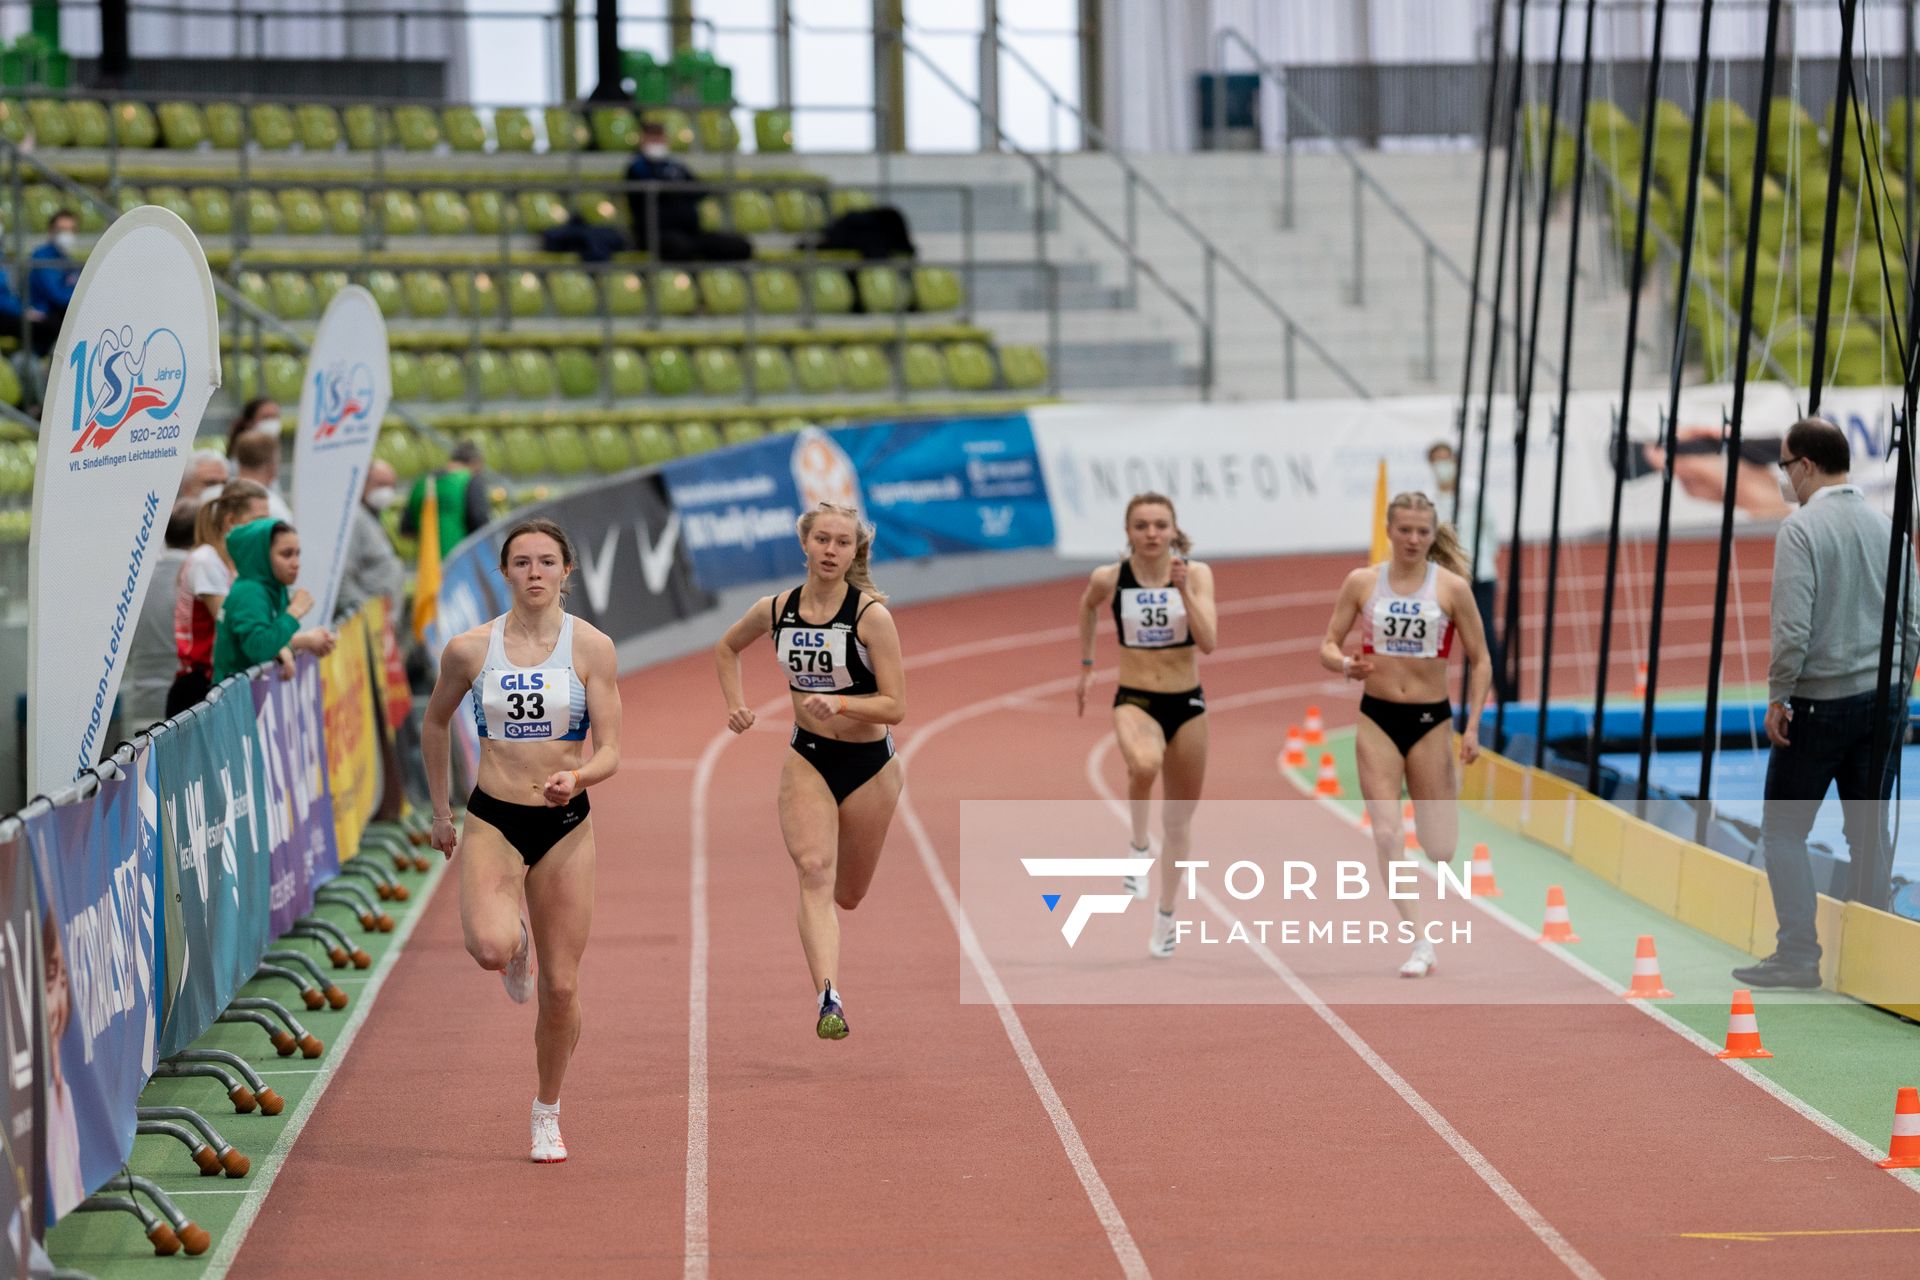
[1453,0,1510,526]
[1423,245,1437,382]
[1534,0,1599,769]
[1587,0,1671,796]
[1867,399,1914,909]
[776,0,793,111]
[980,10,1000,154]
[1808,0,1860,419]
[1908,0,1915,248]
[1350,166,1365,305]
[1495,0,1573,749]
[1695,0,1784,841]
[1203,247,1217,401]
[1124,172,1138,299]
[588,0,623,103]
[559,0,578,103]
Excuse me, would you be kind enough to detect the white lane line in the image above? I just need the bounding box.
[201,859,448,1278]
[1084,735,1604,1280]
[1273,752,1920,1195]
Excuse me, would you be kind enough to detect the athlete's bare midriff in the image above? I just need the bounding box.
[1116,645,1200,694]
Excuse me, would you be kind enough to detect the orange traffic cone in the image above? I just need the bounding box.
[1402,800,1420,852]
[1537,886,1580,943]
[1876,1088,1920,1168]
[1315,754,1341,797]
[1282,725,1307,768]
[1713,989,1773,1059]
[1359,807,1373,832]
[1303,705,1325,745]
[1622,935,1674,999]
[1634,662,1648,698]
[1469,843,1501,897]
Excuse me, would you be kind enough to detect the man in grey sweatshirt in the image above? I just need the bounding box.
[1735,418,1919,989]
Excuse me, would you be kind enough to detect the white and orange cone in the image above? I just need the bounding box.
[1622,935,1673,999]
[1282,725,1307,769]
[1469,843,1501,897]
[1536,885,1580,943]
[1401,800,1420,852]
[1314,753,1341,797]
[1877,1087,1920,1168]
[1303,705,1326,745]
[1634,662,1649,699]
[1714,988,1773,1059]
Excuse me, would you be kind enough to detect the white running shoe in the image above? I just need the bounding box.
[502,915,536,1004]
[1148,910,1177,959]
[1399,939,1437,979]
[530,1108,567,1163]
[1123,843,1151,900]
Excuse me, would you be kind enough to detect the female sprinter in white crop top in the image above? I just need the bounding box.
[1075,491,1218,960]
[713,502,906,1041]
[423,517,623,1163]
[1319,490,1489,978]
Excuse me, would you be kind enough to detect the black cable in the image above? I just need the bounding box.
[1454,0,1511,528]
[1807,0,1861,418]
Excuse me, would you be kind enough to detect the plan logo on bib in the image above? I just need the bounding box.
[310,361,377,446]
[67,325,188,453]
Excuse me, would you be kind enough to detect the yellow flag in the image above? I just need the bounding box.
[412,479,442,643]
[1369,458,1391,564]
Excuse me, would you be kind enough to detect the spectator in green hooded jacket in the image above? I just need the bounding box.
[213,517,336,682]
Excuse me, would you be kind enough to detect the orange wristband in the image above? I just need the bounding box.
[568,770,581,792]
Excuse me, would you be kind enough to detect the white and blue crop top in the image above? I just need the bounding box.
[470,614,590,742]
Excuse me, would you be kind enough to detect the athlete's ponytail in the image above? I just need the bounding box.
[1123,491,1192,556]
[1385,491,1470,579]
[798,502,889,602]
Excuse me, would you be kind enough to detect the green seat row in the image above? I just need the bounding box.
[377,415,810,484]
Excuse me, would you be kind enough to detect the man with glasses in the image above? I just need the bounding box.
[1735,417,1919,988]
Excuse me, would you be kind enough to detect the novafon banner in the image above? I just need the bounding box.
[0,829,42,1275]
[292,287,390,625]
[250,656,339,938]
[26,207,220,796]
[22,752,158,1221]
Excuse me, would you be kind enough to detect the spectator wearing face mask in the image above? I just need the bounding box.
[28,209,80,341]
[336,459,408,621]
[232,426,295,522]
[225,396,282,459]
[179,448,230,503]
[624,121,751,263]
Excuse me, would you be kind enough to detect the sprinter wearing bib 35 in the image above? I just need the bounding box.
[1320,492,1489,978]
[1076,492,1218,959]
[423,519,623,1162]
[713,502,906,1040]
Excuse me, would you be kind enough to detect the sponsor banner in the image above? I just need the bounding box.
[22,752,158,1220]
[26,207,221,795]
[250,656,340,938]
[0,830,43,1274]
[153,685,270,1062]
[370,598,412,739]
[661,418,1053,592]
[1030,385,1905,558]
[320,611,381,857]
[292,287,391,625]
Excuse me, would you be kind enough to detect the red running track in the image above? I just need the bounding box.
[233,553,1920,1279]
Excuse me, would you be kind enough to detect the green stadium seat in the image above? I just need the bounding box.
[755,110,794,154]
[556,348,599,398]
[695,348,744,397]
[443,107,487,152]
[344,104,391,150]
[515,190,569,232]
[450,270,500,318]
[250,104,296,150]
[643,108,695,151]
[550,270,597,317]
[223,354,261,399]
[471,351,513,400]
[604,270,647,317]
[901,342,945,391]
[675,421,722,456]
[381,189,422,236]
[810,269,855,314]
[364,269,404,317]
[393,106,441,151]
[592,107,639,153]
[422,189,471,235]
[0,101,26,147]
[269,271,317,320]
[999,345,1049,390]
[1764,96,1815,180]
[154,100,203,149]
[1832,320,1887,386]
[543,108,589,152]
[750,348,794,395]
[829,188,875,217]
[296,104,342,151]
[753,269,802,316]
[632,422,677,464]
[233,269,272,316]
[423,353,465,401]
[545,425,589,476]
[467,190,505,235]
[1828,97,1885,189]
[587,423,633,472]
[264,352,303,402]
[912,267,963,313]
[501,426,544,477]
[115,185,145,218]
[608,348,650,397]
[731,189,775,234]
[78,200,108,233]
[793,344,840,394]
[67,100,110,147]
[245,190,282,236]
[698,196,725,234]
[278,188,326,235]
[774,189,827,233]
[657,269,699,316]
[840,344,891,392]
[402,271,451,318]
[312,270,348,307]
[493,107,536,152]
[1702,98,1755,182]
[462,429,506,472]
[697,109,740,153]
[375,428,425,481]
[25,100,69,147]
[507,271,546,317]
[509,350,556,399]
[570,192,620,227]
[325,189,366,235]
[110,101,159,149]
[198,101,241,149]
[856,266,906,313]
[699,269,747,315]
[722,420,765,446]
[144,184,194,227]
[650,348,695,396]
[389,352,425,401]
[945,342,997,391]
